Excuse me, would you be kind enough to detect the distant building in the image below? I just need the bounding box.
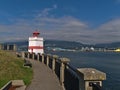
[28,31,44,54]
[114,48,120,52]
[90,47,95,51]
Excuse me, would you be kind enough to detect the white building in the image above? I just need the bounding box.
[28,31,44,54]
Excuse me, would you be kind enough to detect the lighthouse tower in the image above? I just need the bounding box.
[28,31,44,54]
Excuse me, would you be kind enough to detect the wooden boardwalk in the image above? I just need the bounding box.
[26,59,63,90]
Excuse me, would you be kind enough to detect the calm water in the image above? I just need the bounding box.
[46,51,120,90]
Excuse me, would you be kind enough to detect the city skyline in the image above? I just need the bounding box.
[0,0,120,44]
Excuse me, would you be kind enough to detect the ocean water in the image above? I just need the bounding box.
[46,51,120,90]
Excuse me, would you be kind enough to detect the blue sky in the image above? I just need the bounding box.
[0,0,120,44]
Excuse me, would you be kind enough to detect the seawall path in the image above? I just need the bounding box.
[26,58,63,90]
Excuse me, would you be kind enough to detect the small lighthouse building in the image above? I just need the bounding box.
[28,31,44,54]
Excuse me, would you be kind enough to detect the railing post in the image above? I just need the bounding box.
[52,55,59,72]
[60,58,70,87]
[7,45,9,50]
[47,54,51,66]
[32,53,35,60]
[27,52,30,59]
[37,53,40,61]
[42,54,44,63]
[0,44,3,50]
[77,68,106,90]
[13,44,17,51]
[21,52,25,58]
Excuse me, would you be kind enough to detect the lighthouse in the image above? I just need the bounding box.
[28,31,44,54]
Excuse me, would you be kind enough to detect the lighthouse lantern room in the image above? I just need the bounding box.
[28,31,44,54]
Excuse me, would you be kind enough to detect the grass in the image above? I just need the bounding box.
[0,50,33,88]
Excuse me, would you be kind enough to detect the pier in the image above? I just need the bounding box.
[22,52,106,90]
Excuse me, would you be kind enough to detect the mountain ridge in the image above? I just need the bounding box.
[3,40,120,49]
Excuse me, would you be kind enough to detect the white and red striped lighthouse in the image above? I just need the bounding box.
[28,31,44,54]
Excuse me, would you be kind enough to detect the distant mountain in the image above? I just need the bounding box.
[44,40,84,49]
[3,40,28,47]
[3,40,120,50]
[95,42,120,48]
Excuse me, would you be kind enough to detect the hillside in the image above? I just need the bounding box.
[3,40,120,50]
[0,50,33,88]
[44,40,84,49]
[95,42,120,48]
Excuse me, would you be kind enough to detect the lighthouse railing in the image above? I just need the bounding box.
[22,52,106,90]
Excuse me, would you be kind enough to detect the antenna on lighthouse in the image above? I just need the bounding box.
[28,30,44,54]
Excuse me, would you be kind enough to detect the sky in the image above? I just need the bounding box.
[0,0,120,44]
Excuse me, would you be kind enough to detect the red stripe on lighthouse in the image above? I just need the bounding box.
[29,46,43,49]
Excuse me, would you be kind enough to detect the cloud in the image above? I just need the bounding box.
[93,18,120,43]
[33,16,89,42]
[116,0,120,3]
[37,4,57,18]
[0,5,120,44]
[53,4,57,9]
